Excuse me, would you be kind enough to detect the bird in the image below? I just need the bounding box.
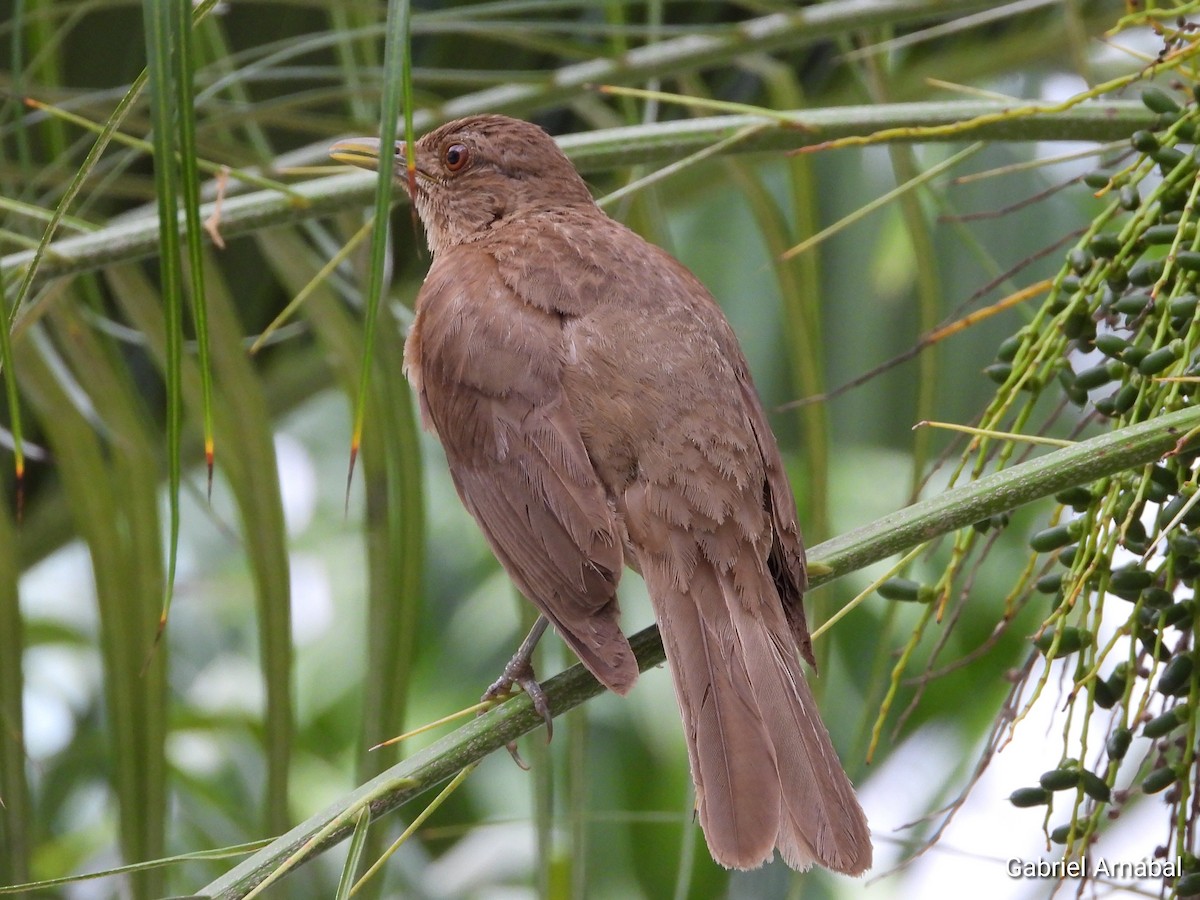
[329,114,871,875]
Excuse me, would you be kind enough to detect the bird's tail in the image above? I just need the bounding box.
[643,553,872,874]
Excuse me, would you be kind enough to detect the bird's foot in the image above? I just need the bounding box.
[482,655,553,768]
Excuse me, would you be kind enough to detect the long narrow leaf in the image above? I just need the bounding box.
[142,0,184,650]
[334,808,371,900]
[346,0,411,494]
[105,258,295,839]
[253,226,422,802]
[0,484,26,886]
[1,102,1155,294]
[0,277,24,515]
[198,405,1200,898]
[19,308,168,900]
[171,0,216,496]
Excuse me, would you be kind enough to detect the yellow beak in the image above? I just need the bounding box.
[328,137,400,173]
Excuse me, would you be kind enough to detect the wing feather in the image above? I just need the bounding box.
[408,250,638,693]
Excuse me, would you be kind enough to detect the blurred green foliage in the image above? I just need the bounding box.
[0,1,1188,898]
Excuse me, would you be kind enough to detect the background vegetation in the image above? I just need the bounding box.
[0,1,1195,898]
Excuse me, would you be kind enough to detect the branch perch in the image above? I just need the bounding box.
[197,404,1200,899]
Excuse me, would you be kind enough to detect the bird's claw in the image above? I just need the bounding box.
[482,657,553,766]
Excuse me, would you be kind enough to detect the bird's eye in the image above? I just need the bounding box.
[444,143,469,172]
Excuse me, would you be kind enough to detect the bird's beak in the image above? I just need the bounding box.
[328,137,406,174]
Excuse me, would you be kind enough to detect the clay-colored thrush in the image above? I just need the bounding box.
[330,115,871,874]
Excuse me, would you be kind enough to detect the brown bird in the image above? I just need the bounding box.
[330,115,871,875]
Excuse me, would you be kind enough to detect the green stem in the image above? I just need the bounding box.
[2,101,1153,294]
[196,404,1200,900]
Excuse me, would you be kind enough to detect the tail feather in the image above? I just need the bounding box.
[747,625,872,873]
[648,560,779,867]
[643,553,872,874]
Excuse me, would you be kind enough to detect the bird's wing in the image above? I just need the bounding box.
[735,372,813,666]
[405,248,638,694]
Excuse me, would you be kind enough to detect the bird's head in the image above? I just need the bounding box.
[330,115,594,255]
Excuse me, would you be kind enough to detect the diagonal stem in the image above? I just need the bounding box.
[197,404,1200,899]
